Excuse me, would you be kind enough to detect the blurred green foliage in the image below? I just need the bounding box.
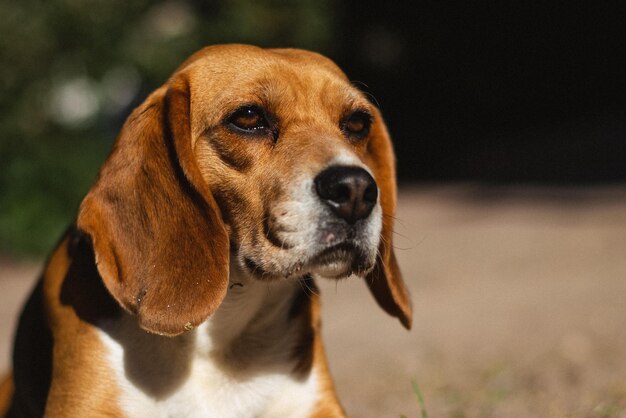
[0,0,334,257]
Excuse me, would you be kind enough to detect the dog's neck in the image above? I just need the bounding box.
[93,257,319,417]
[101,256,307,363]
[197,257,306,357]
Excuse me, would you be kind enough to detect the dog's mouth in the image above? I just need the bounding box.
[240,241,374,281]
[309,242,372,277]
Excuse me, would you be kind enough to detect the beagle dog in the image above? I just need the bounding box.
[0,44,411,417]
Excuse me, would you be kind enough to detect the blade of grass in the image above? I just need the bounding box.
[412,380,428,418]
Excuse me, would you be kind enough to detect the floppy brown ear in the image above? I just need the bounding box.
[77,75,229,336]
[364,109,413,329]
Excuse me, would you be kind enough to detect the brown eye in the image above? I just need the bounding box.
[227,106,270,133]
[342,111,372,139]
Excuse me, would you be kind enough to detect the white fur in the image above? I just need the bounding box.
[97,261,320,418]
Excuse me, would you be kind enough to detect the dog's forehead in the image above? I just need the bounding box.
[178,44,346,79]
[180,45,365,114]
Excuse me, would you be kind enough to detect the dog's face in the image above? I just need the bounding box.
[188,47,381,280]
[78,45,411,336]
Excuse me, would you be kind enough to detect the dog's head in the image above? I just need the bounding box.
[77,45,411,336]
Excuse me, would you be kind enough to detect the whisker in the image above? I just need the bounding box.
[351,80,380,108]
[303,278,320,297]
[237,216,266,247]
[298,276,319,298]
[392,229,411,239]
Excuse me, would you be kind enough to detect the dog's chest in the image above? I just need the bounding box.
[96,278,319,418]
[102,349,318,418]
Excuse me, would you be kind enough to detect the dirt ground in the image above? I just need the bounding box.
[2,185,626,417]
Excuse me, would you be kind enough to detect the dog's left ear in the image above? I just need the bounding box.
[364,108,413,329]
[77,75,229,336]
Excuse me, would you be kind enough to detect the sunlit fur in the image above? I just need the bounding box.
[0,45,411,418]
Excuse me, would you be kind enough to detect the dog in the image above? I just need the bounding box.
[0,44,411,417]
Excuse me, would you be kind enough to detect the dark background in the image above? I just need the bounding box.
[334,1,626,182]
[1,0,625,255]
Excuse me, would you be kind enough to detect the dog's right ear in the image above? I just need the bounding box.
[77,75,229,336]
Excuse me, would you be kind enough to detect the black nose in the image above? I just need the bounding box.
[314,165,378,224]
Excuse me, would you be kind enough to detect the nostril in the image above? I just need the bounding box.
[363,182,378,203]
[327,183,352,203]
[314,165,378,224]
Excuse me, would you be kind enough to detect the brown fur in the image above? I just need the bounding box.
[1,44,410,417]
[43,237,122,417]
[0,375,13,417]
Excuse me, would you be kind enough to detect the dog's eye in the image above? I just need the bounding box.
[227,106,270,133]
[342,111,372,139]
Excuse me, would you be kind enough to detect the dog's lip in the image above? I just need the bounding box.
[242,241,371,280]
[314,242,360,260]
[307,241,373,274]
[262,215,295,250]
